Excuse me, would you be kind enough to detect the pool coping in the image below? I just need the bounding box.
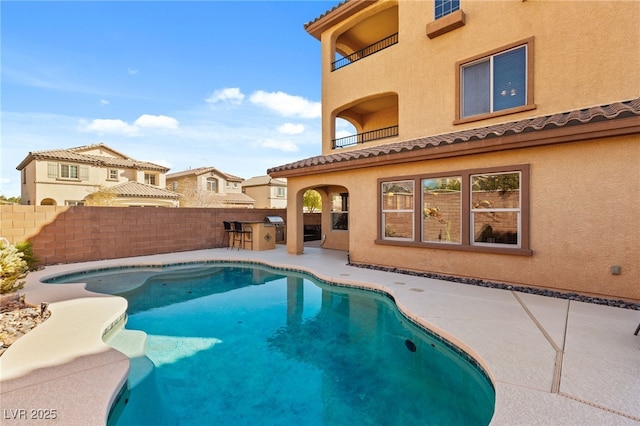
[1,246,639,425]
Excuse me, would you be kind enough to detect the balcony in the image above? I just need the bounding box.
[333,125,399,149]
[332,33,398,71]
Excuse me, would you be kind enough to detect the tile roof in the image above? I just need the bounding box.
[166,166,244,182]
[16,143,168,172]
[242,175,287,187]
[268,98,640,175]
[109,181,180,199]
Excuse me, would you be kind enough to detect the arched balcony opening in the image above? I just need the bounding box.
[333,93,399,149]
[333,5,399,71]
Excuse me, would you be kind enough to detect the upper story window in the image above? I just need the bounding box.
[171,182,178,191]
[108,169,118,180]
[144,173,157,186]
[456,38,535,123]
[61,164,79,179]
[207,177,218,192]
[48,162,88,181]
[435,0,460,20]
[276,187,286,197]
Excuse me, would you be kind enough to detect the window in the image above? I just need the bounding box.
[381,181,413,240]
[331,193,349,231]
[144,173,157,185]
[22,169,26,184]
[60,164,79,179]
[423,177,461,243]
[65,200,84,206]
[171,182,178,191]
[457,39,534,122]
[48,162,87,180]
[276,187,286,197]
[108,169,118,180]
[471,172,520,245]
[207,178,218,192]
[435,0,459,19]
[379,165,529,253]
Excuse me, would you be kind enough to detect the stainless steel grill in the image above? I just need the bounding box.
[264,216,285,243]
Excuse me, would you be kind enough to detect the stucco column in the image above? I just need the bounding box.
[286,187,305,255]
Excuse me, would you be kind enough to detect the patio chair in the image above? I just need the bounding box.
[232,221,253,250]
[222,221,234,249]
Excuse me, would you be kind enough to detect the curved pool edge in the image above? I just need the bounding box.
[0,296,130,425]
[3,247,639,425]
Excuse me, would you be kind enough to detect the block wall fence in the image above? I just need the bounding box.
[0,205,286,265]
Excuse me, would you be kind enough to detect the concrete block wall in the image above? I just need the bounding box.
[0,206,286,265]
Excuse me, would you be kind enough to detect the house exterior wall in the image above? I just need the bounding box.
[285,135,639,300]
[320,0,640,154]
[274,0,640,301]
[22,156,168,206]
[243,185,287,209]
[0,205,285,265]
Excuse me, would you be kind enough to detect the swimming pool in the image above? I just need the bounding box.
[46,262,495,425]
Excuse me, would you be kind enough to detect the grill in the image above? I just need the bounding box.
[264,216,285,243]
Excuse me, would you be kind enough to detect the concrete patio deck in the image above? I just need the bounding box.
[1,245,638,425]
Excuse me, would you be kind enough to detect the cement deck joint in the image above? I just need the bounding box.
[1,246,638,425]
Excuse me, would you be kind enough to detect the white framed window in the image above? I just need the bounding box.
[60,164,79,179]
[471,171,521,246]
[457,39,534,122]
[435,0,459,19]
[108,169,118,180]
[422,176,462,244]
[331,193,349,231]
[379,166,529,253]
[276,187,286,197]
[207,178,218,192]
[144,173,157,186]
[381,181,414,240]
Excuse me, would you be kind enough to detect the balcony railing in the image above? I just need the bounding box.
[332,125,399,149]
[332,33,399,71]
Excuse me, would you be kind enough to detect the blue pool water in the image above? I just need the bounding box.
[47,263,495,425]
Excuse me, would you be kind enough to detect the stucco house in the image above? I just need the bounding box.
[268,0,640,301]
[166,167,255,208]
[16,143,179,207]
[242,175,287,209]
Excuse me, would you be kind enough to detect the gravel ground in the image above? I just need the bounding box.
[0,297,50,357]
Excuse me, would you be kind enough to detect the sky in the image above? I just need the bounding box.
[0,0,341,198]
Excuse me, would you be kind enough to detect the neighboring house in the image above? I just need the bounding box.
[268,0,640,301]
[166,167,255,208]
[16,143,179,207]
[242,176,287,209]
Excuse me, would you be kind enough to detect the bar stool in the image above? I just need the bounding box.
[222,221,234,249]
[232,221,253,250]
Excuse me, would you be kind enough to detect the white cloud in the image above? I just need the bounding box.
[205,87,245,105]
[277,123,304,135]
[259,139,299,152]
[249,90,320,119]
[335,130,354,139]
[79,118,139,136]
[128,68,139,75]
[99,99,109,106]
[134,114,179,129]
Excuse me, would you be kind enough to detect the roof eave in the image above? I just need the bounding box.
[269,115,640,178]
[305,0,377,40]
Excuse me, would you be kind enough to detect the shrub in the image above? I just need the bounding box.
[14,241,39,271]
[0,242,29,294]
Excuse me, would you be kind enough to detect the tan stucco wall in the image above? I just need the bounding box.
[285,135,639,301]
[320,0,640,154]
